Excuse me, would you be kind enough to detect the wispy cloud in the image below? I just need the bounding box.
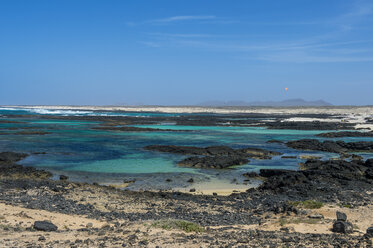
[149,15,216,23]
[342,2,373,18]
[136,1,373,63]
[139,41,161,48]
[147,32,214,38]
[257,53,373,63]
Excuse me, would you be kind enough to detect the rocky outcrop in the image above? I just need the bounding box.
[145,145,281,169]
[92,126,187,132]
[266,121,355,130]
[366,227,373,238]
[33,221,58,231]
[332,212,353,234]
[266,140,284,144]
[259,158,373,203]
[332,221,353,234]
[0,152,52,179]
[178,156,249,169]
[286,139,373,153]
[316,131,373,138]
[0,152,28,163]
[145,145,281,158]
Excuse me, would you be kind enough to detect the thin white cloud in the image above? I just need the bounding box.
[139,41,161,48]
[137,1,373,64]
[257,53,373,63]
[342,2,373,18]
[150,15,216,23]
[147,32,214,38]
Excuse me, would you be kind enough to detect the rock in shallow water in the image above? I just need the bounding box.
[144,144,281,169]
[59,175,68,181]
[178,156,249,169]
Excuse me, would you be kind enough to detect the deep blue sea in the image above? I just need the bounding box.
[1,107,372,190]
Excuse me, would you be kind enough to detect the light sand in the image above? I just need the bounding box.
[211,204,373,235]
[173,179,254,196]
[4,105,373,115]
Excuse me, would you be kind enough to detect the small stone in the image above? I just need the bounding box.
[189,188,196,192]
[86,223,93,228]
[59,175,68,181]
[165,178,172,182]
[138,240,149,245]
[187,178,194,183]
[308,214,324,219]
[38,236,46,241]
[243,171,258,178]
[212,192,218,196]
[33,221,58,232]
[336,211,347,221]
[366,227,373,238]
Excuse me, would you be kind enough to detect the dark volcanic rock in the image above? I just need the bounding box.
[286,139,373,153]
[145,145,280,169]
[281,156,297,159]
[178,156,249,169]
[365,159,373,167]
[59,175,69,181]
[260,169,293,178]
[144,145,281,158]
[0,152,52,179]
[0,152,28,163]
[266,121,355,130]
[332,221,353,234]
[92,126,187,132]
[145,145,234,156]
[33,221,58,231]
[366,227,373,238]
[13,131,51,135]
[257,158,373,205]
[365,168,373,179]
[317,131,373,138]
[242,171,259,178]
[336,211,347,221]
[260,170,309,190]
[266,139,284,144]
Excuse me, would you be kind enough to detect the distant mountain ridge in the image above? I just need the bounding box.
[199,98,333,107]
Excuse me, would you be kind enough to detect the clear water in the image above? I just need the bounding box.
[1,107,372,188]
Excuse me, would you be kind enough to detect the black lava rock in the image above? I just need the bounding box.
[59,175,68,181]
[366,227,373,238]
[336,211,347,221]
[332,221,353,234]
[33,221,58,232]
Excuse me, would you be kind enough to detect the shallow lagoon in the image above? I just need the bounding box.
[1,107,372,190]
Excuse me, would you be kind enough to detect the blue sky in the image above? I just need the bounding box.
[1,0,373,105]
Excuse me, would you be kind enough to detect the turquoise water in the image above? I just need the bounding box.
[1,107,372,183]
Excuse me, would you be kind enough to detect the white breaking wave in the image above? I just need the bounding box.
[0,107,94,116]
[0,107,131,116]
[0,107,20,111]
[30,109,94,115]
[0,107,174,117]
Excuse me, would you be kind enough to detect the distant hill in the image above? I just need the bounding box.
[199,98,333,107]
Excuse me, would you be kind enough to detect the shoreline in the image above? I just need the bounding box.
[3,104,373,115]
[1,151,373,247]
[1,108,373,247]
